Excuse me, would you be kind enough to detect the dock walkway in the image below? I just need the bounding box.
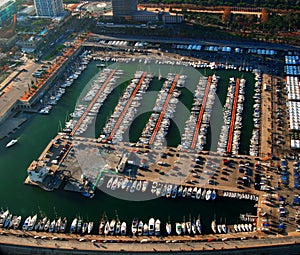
[227,78,240,154]
[70,70,116,136]
[149,74,179,145]
[107,71,147,141]
[191,76,212,150]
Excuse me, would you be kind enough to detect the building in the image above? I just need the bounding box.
[27,161,48,183]
[0,0,17,27]
[161,13,184,24]
[34,0,64,17]
[111,0,137,18]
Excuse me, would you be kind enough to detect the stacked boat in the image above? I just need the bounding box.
[222,191,258,201]
[106,176,149,193]
[101,71,153,143]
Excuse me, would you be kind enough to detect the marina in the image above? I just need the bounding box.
[0,46,299,253]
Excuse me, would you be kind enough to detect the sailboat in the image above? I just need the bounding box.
[121,222,127,235]
[191,218,197,235]
[166,221,172,235]
[181,216,186,235]
[211,219,217,233]
[196,215,202,234]
[70,218,77,233]
[98,213,106,234]
[186,215,192,235]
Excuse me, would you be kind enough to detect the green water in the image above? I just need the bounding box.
[0,61,256,234]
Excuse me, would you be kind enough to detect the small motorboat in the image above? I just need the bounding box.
[176,222,182,235]
[121,222,126,235]
[6,139,18,148]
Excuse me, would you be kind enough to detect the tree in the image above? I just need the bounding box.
[261,8,269,23]
[222,7,231,24]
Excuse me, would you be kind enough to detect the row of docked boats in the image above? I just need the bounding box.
[222,191,258,201]
[105,176,217,201]
[175,216,203,235]
[106,176,149,193]
[211,220,253,234]
[22,215,68,233]
[151,182,217,200]
[250,70,262,156]
[101,71,153,144]
[217,77,246,155]
[231,78,246,154]
[138,73,185,147]
[67,68,123,136]
[181,75,219,150]
[39,52,90,115]
[93,55,254,74]
[98,217,162,236]
[0,210,21,229]
[70,218,94,234]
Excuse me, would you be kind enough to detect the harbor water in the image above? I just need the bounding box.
[0,61,256,234]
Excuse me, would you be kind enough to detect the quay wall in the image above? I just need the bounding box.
[18,45,84,108]
[1,235,300,255]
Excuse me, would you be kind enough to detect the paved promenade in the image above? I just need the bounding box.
[0,231,300,254]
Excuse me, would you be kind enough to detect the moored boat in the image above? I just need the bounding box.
[121,222,127,235]
[196,216,202,234]
[148,218,155,236]
[131,217,138,235]
[22,216,31,231]
[166,222,171,235]
[60,217,67,233]
[70,218,77,233]
[99,217,105,235]
[211,220,217,233]
[137,221,143,236]
[87,222,94,234]
[109,219,116,235]
[115,220,121,235]
[176,222,182,235]
[104,221,110,235]
[206,190,212,200]
[155,219,161,236]
[82,222,88,234]
[143,223,149,235]
[6,139,18,148]
[196,188,202,199]
[13,216,22,230]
